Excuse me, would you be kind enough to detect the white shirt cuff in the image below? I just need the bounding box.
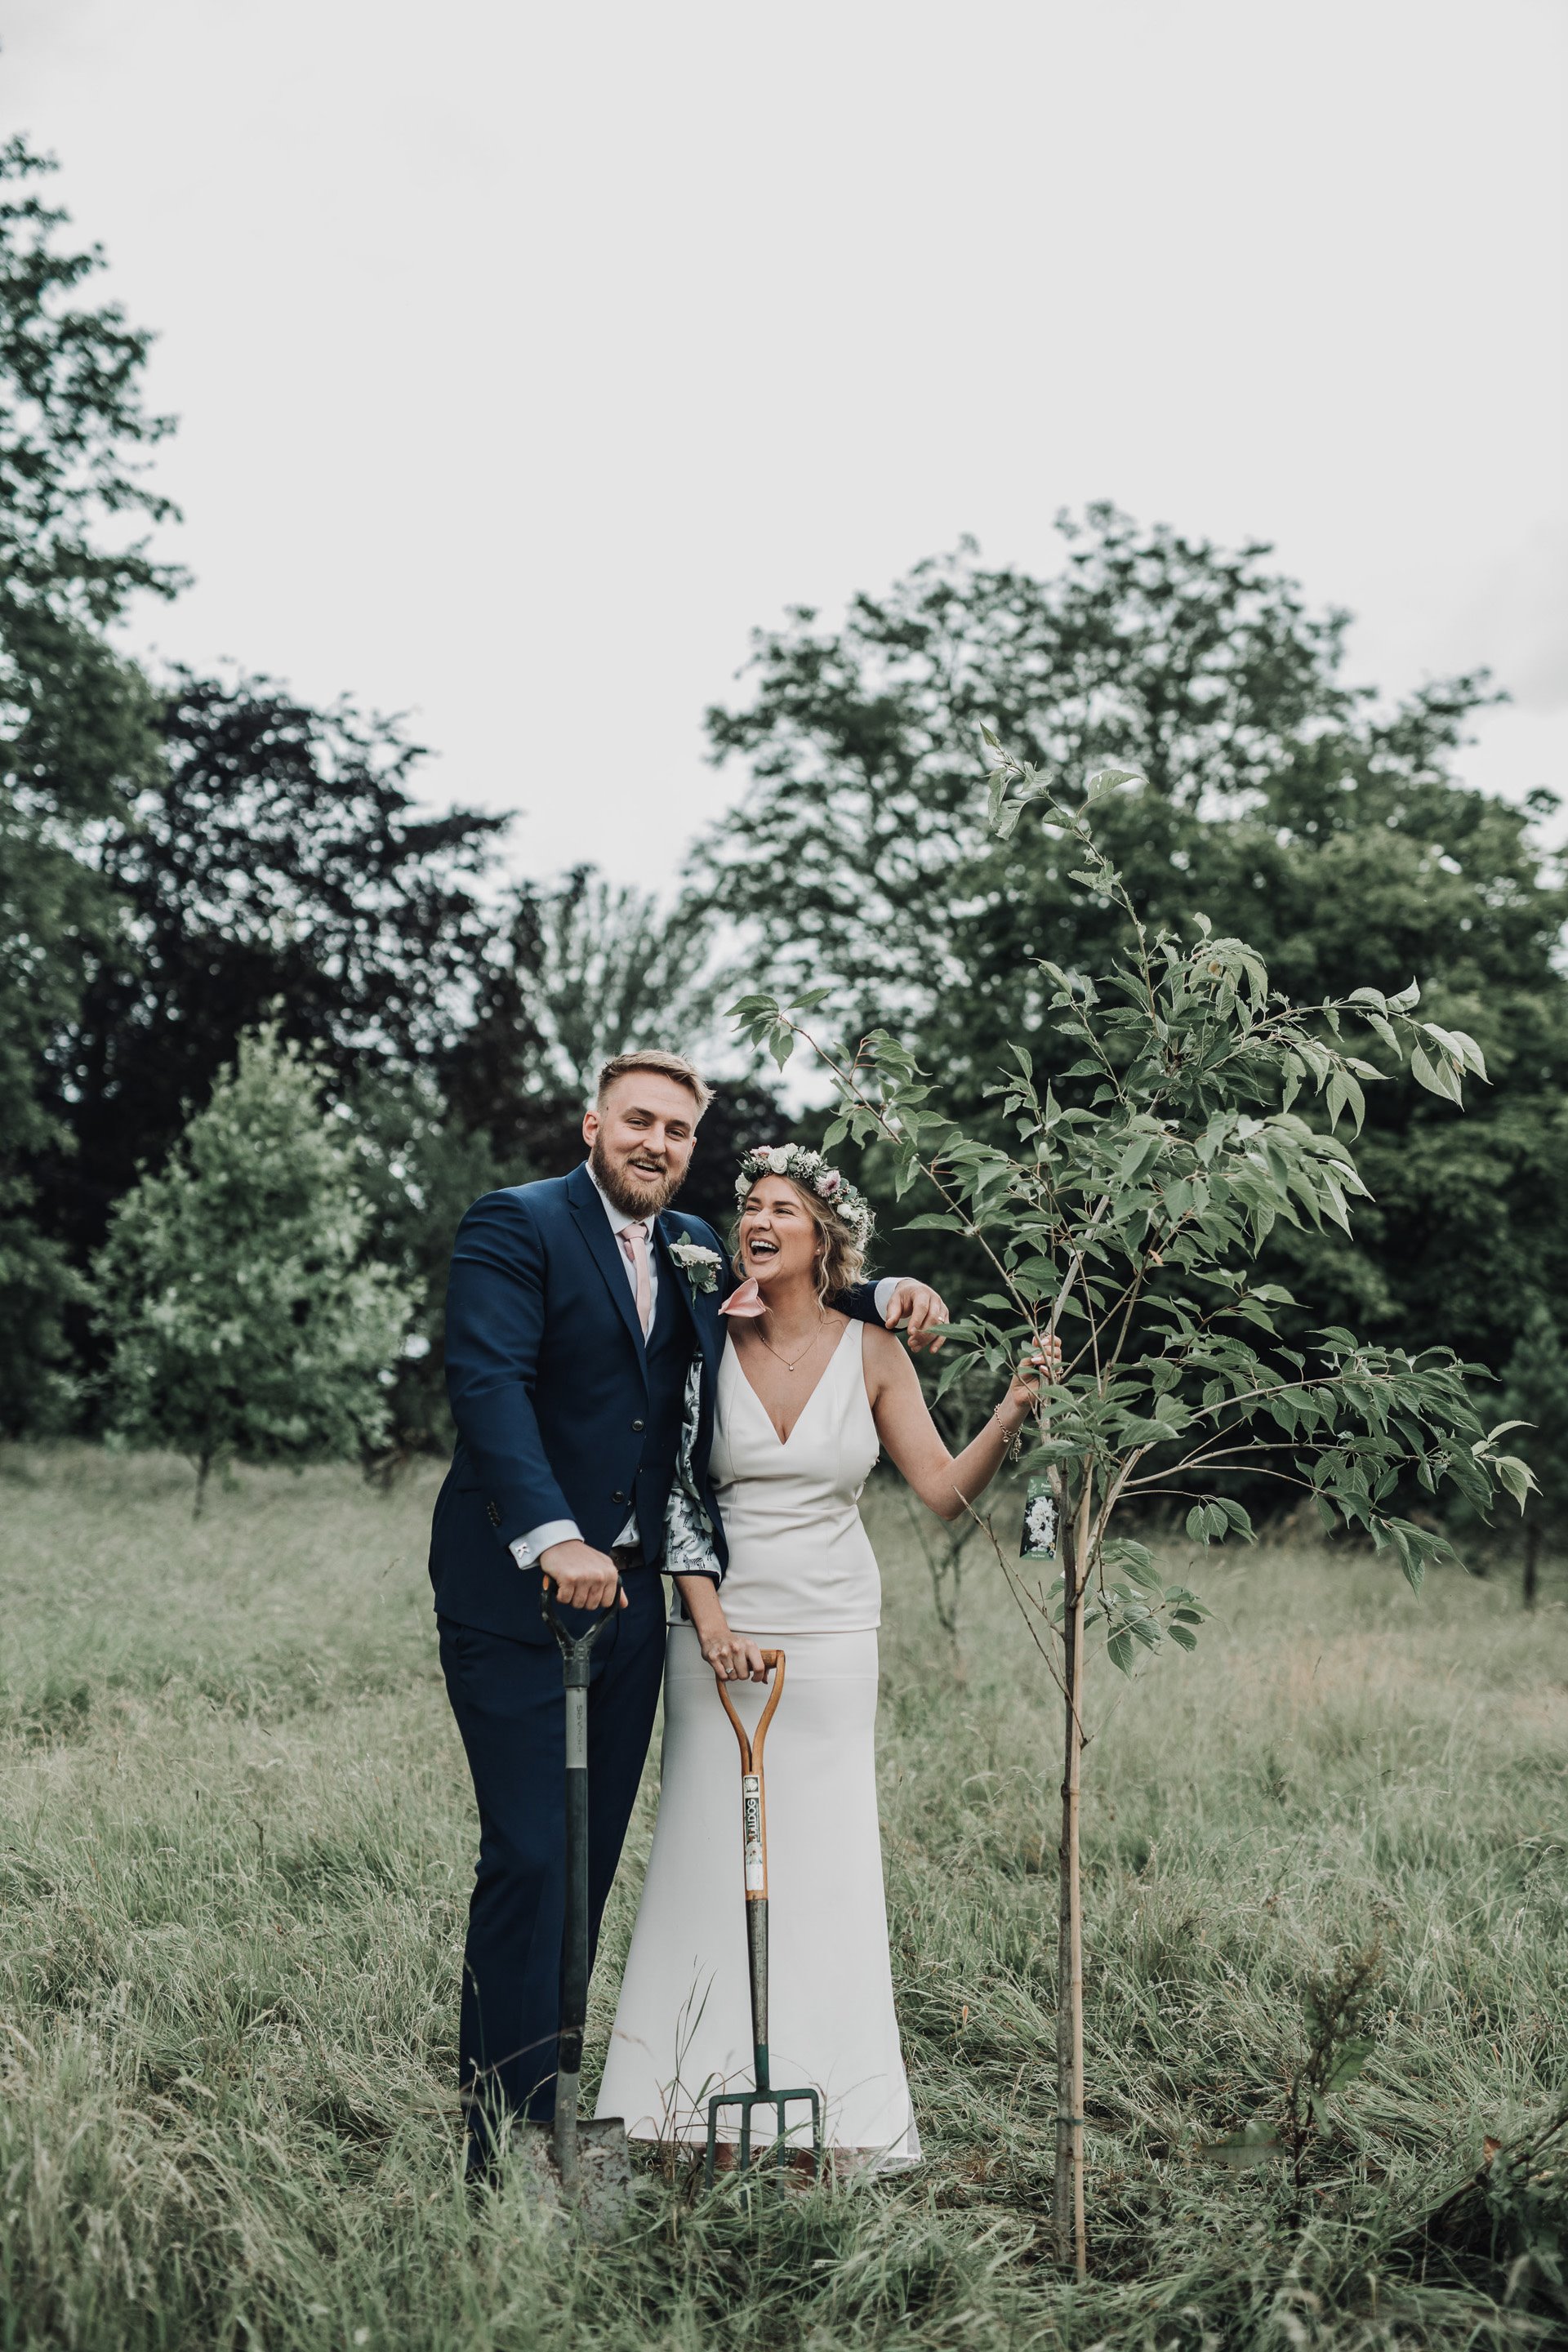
[510,1519,581,1570]
[872,1276,901,1319]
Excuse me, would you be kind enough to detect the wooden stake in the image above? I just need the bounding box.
[1054,1473,1090,2278]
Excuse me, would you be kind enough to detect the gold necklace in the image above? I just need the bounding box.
[754,1312,829,1375]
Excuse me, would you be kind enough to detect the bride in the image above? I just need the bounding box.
[595,1141,1055,2169]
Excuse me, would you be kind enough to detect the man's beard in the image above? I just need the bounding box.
[590,1134,685,1219]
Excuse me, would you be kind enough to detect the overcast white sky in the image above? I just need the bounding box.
[5,0,1566,889]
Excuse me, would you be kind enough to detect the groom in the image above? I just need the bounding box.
[430,1048,947,2167]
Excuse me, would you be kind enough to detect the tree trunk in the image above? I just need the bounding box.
[1054,1475,1089,2278]
[1523,1519,1540,1611]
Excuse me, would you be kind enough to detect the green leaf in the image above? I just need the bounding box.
[1494,1454,1539,1508]
[1107,1630,1134,1675]
[1322,2036,1375,2093]
[1446,1027,1488,1081]
[1325,1070,1365,1134]
[1102,1539,1161,1592]
[1115,1133,1164,1187]
[1410,1043,1462,1104]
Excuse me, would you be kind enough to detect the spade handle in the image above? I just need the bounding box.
[712,1647,785,1777]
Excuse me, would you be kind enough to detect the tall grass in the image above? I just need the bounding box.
[2,1442,1564,2348]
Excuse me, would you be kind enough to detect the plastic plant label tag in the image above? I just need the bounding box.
[1021,1476,1057,1561]
[742,1773,764,1891]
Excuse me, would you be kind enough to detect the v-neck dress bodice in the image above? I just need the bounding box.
[702,1321,882,1633]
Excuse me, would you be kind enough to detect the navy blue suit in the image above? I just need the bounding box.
[431,1159,885,2157]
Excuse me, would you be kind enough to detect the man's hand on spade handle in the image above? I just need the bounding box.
[538,1539,627,1610]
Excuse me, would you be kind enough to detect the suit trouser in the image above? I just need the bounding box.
[437,1567,667,2158]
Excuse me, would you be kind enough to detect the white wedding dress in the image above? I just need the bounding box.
[595,1319,921,2167]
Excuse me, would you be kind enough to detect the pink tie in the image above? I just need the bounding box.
[618,1220,653,1335]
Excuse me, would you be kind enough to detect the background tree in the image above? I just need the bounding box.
[524,865,721,1094]
[346,1072,511,1463]
[93,1029,413,1506]
[1499,1305,1568,1609]
[40,668,509,1272]
[697,512,1568,1374]
[445,870,791,1230]
[0,136,180,1423]
[737,742,1531,2275]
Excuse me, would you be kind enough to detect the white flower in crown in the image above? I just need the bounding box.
[666,1236,722,1294]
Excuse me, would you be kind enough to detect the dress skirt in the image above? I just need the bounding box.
[595,1622,920,2167]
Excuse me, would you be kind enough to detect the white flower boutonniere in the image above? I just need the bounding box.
[667,1237,723,1294]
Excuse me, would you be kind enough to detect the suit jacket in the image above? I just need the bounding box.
[429,1160,885,1642]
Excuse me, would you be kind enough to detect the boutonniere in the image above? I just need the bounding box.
[667,1237,723,1294]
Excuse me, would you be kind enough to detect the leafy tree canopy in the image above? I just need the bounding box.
[0,136,179,1425]
[92,1028,414,1503]
[40,669,509,1265]
[698,511,1568,1369]
[0,135,180,624]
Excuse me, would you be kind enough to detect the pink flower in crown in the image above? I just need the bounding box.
[815,1169,843,1200]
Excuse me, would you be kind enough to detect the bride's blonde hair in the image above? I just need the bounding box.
[733,1178,870,1307]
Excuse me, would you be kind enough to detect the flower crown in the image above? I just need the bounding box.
[736,1143,874,1247]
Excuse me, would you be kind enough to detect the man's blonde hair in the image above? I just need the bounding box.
[595,1049,712,1118]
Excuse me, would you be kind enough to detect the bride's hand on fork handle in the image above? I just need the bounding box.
[675,1576,770,1681]
[703,1628,769,1682]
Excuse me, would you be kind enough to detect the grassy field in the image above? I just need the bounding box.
[1,1443,1565,2350]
